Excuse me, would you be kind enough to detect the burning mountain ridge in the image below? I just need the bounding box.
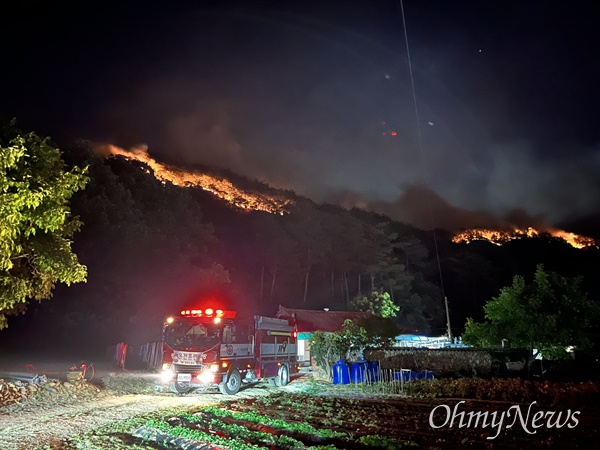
[95,145,597,250]
[452,227,599,249]
[96,144,292,215]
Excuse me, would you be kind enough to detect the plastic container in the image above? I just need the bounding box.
[332,360,350,385]
[391,370,434,381]
[350,360,368,383]
[392,370,415,381]
[367,361,380,382]
[422,370,434,380]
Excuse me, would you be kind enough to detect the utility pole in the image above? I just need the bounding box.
[444,296,452,339]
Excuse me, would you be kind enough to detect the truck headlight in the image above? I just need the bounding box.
[160,370,174,382]
[199,371,214,383]
[162,363,170,371]
[210,363,219,373]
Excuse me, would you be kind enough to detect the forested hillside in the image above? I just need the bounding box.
[1,144,598,355]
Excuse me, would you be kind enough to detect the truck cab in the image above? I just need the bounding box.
[160,308,298,394]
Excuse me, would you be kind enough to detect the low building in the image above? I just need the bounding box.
[276,305,374,361]
[394,334,468,349]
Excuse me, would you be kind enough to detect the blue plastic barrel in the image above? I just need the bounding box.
[413,370,435,380]
[350,360,368,383]
[367,361,380,382]
[332,360,350,385]
[393,370,415,381]
[391,370,434,381]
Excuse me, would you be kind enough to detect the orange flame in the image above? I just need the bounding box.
[452,226,598,249]
[98,145,291,215]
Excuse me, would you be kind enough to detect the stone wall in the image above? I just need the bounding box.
[365,348,529,378]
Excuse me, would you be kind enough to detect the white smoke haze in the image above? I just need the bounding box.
[90,71,599,233]
[130,144,149,155]
[91,143,151,163]
[323,185,547,232]
[165,102,245,174]
[476,141,600,225]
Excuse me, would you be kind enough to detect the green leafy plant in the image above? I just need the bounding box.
[359,435,418,449]
[463,265,600,361]
[352,288,400,318]
[0,122,88,329]
[192,407,348,439]
[308,328,349,378]
[143,419,264,449]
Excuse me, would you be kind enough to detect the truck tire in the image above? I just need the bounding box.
[219,368,241,395]
[274,364,289,387]
[169,381,192,394]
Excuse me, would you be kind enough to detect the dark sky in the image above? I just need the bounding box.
[2,1,599,233]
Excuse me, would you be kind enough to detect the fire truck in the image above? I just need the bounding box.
[159,308,298,395]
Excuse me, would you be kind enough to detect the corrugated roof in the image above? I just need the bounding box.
[276,305,374,333]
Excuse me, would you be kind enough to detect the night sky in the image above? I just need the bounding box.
[2,1,599,233]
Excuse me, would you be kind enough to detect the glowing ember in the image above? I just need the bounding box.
[453,227,598,249]
[98,145,291,215]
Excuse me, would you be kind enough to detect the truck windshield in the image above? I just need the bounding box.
[164,320,221,348]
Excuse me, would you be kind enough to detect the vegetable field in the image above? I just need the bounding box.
[67,381,599,450]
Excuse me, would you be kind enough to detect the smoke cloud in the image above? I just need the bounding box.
[85,39,599,234]
[3,3,598,235]
[91,71,600,233]
[325,185,549,232]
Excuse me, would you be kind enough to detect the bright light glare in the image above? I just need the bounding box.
[210,364,219,373]
[214,317,221,324]
[199,371,214,383]
[166,317,174,324]
[160,370,174,382]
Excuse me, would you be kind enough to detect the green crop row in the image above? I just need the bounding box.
[144,419,265,450]
[189,407,348,439]
[404,378,600,406]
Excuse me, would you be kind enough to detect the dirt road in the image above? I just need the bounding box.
[0,386,269,450]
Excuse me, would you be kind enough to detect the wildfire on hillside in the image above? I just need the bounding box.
[452,227,598,249]
[98,145,292,215]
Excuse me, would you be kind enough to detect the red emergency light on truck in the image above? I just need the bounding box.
[160,308,298,395]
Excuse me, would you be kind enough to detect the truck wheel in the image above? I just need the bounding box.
[219,368,241,395]
[274,364,289,387]
[169,381,191,394]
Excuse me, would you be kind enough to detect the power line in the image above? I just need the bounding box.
[398,0,450,337]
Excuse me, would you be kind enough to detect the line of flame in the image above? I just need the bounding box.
[99,145,597,249]
[452,226,598,249]
[101,145,291,215]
